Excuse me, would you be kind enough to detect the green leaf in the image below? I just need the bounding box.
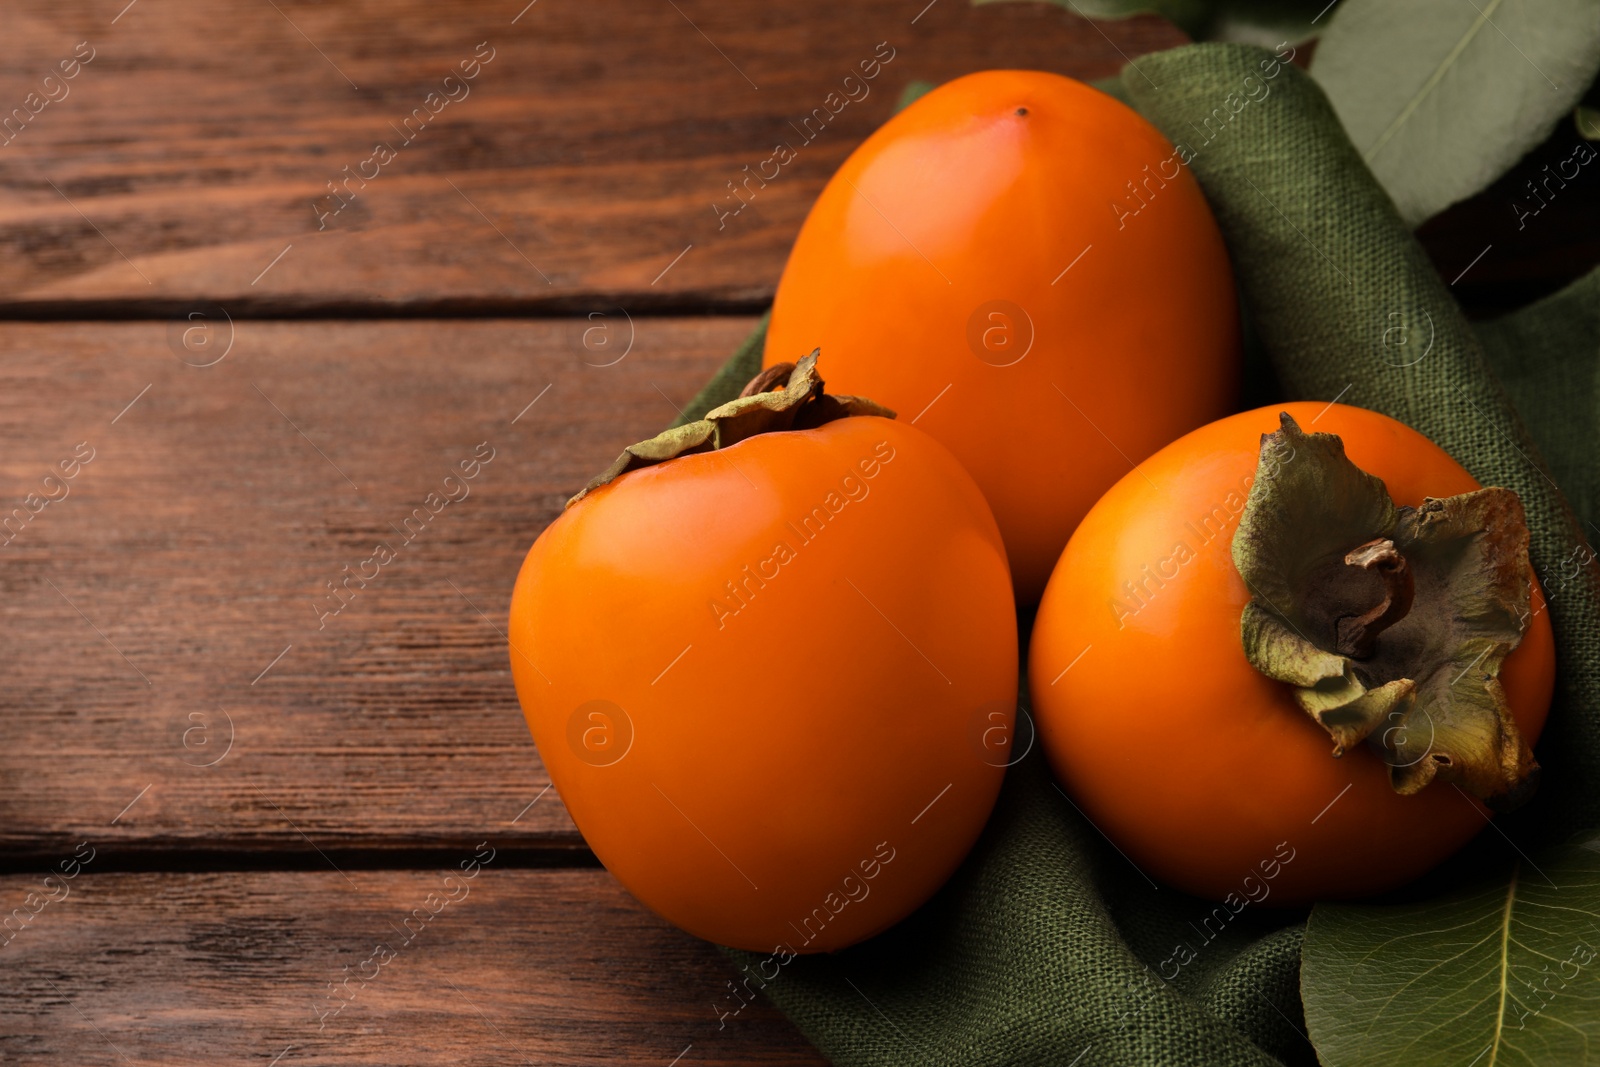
[895,79,936,111]
[974,0,1211,37]
[1310,0,1600,226]
[970,0,1326,42]
[1303,842,1600,1067]
[1202,0,1328,45]
[1577,104,1600,139]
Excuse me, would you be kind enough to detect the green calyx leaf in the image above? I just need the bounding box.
[566,351,894,508]
[1304,843,1600,1067]
[1231,412,1539,806]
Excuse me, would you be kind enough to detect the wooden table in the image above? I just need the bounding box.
[1,3,1591,1064]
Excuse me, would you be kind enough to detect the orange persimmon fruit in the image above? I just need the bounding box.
[764,69,1239,605]
[1029,402,1556,903]
[508,359,1017,952]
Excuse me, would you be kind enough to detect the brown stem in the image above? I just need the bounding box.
[569,353,893,508]
[1334,538,1414,659]
[1233,413,1541,803]
[739,362,797,398]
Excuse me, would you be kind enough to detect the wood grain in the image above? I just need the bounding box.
[0,316,761,856]
[0,865,827,1065]
[0,0,1185,313]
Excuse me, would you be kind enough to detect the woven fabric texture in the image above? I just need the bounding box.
[671,44,1600,1067]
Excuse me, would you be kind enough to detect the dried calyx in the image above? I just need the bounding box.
[1231,413,1539,809]
[567,351,894,508]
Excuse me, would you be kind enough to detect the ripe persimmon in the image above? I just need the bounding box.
[1029,403,1555,903]
[764,69,1239,604]
[508,357,1017,951]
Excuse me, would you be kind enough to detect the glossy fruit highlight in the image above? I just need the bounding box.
[765,69,1240,604]
[509,359,1017,951]
[1028,402,1555,904]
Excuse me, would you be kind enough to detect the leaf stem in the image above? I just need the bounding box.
[1487,862,1520,1067]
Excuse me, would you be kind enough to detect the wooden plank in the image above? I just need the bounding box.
[0,317,759,855]
[0,865,827,1065]
[0,0,1185,312]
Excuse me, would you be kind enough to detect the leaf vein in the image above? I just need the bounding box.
[1363,0,1505,163]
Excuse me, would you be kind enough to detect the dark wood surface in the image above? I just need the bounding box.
[0,316,768,857]
[0,0,1185,314]
[0,3,1197,1063]
[0,866,826,1066]
[7,3,1592,1064]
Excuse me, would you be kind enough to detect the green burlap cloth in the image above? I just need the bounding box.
[677,45,1600,1067]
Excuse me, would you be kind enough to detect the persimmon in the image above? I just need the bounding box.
[764,69,1239,605]
[508,356,1017,952]
[1029,403,1555,903]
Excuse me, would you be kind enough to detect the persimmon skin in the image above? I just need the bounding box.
[764,70,1239,605]
[1029,402,1555,904]
[509,416,1017,952]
